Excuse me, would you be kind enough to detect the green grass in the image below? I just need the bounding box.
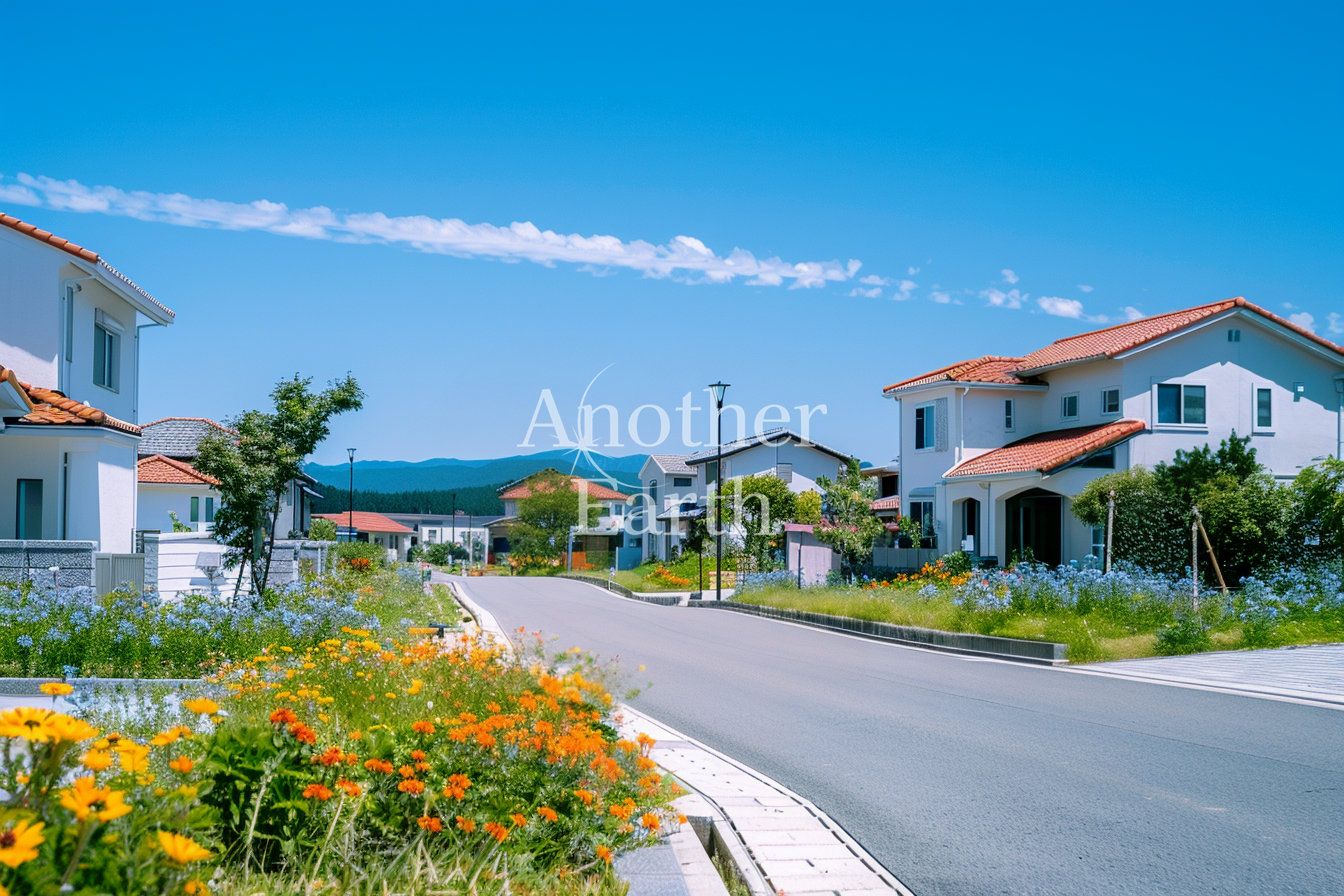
[734,584,1343,663]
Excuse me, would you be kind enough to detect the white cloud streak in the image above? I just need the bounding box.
[980,287,1026,309]
[1077,284,1093,293]
[1328,312,1343,335]
[1001,268,1019,284]
[848,286,883,298]
[1289,311,1316,332]
[1122,306,1144,321]
[893,280,917,300]
[0,173,862,289]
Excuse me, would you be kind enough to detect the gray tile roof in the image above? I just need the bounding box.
[137,417,233,459]
[649,454,695,475]
[682,428,854,465]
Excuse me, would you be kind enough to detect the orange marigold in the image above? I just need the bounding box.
[364,759,394,774]
[442,773,471,800]
[288,723,317,744]
[483,821,509,842]
[538,806,558,822]
[510,813,527,828]
[169,756,194,774]
[398,779,426,794]
[315,747,345,766]
[269,708,298,725]
[596,845,612,863]
[303,783,333,801]
[574,789,594,805]
[417,816,443,832]
[640,813,660,831]
[336,778,362,797]
[398,765,416,778]
[411,720,435,735]
[456,816,476,833]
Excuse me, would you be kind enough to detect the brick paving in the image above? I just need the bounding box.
[1082,643,1344,706]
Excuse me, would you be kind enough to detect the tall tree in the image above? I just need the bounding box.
[715,474,795,568]
[510,472,600,561]
[196,374,364,598]
[813,459,883,574]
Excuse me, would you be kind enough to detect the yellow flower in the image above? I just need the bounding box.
[0,819,45,868]
[0,707,54,742]
[40,682,74,696]
[81,749,115,771]
[177,785,200,800]
[182,699,219,716]
[157,831,211,864]
[116,743,151,774]
[185,880,210,895]
[405,679,424,695]
[47,714,99,743]
[59,776,132,822]
[169,756,194,774]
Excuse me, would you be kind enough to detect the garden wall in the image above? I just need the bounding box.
[144,533,336,599]
[0,539,96,587]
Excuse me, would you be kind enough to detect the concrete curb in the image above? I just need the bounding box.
[558,572,683,606]
[697,599,1069,665]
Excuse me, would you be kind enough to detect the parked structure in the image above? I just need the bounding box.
[885,298,1344,567]
[1,213,175,559]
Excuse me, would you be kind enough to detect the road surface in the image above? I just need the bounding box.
[456,575,1344,896]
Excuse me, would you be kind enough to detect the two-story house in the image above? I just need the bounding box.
[884,298,1344,567]
[484,470,632,565]
[1,213,175,554]
[635,429,854,562]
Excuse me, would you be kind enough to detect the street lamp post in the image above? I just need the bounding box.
[347,448,356,542]
[709,382,730,601]
[451,493,457,555]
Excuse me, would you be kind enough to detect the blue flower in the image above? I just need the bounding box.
[16,634,33,648]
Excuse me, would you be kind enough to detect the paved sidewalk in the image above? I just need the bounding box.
[1077,643,1344,707]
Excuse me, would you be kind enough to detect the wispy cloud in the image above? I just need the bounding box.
[1077,284,1093,293]
[1122,306,1144,321]
[908,265,920,275]
[1289,311,1316,332]
[1328,312,1343,335]
[1001,268,1019,284]
[859,275,890,286]
[848,286,883,298]
[0,173,862,289]
[930,290,953,304]
[893,280,917,300]
[980,287,1026,309]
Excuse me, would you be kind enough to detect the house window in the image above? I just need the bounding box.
[1102,388,1120,415]
[907,500,936,549]
[206,497,216,523]
[1079,448,1115,469]
[93,323,119,392]
[190,496,200,523]
[1090,526,1106,561]
[914,404,936,450]
[1228,329,1241,342]
[16,479,42,539]
[705,461,718,487]
[648,479,658,504]
[1004,399,1015,432]
[1061,393,1079,421]
[673,477,692,487]
[1157,384,1206,425]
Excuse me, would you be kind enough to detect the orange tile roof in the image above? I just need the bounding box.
[946,419,1146,478]
[0,212,175,320]
[0,364,140,434]
[314,511,415,534]
[870,495,901,512]
[1015,297,1344,373]
[883,356,1040,394]
[138,454,220,485]
[498,472,629,502]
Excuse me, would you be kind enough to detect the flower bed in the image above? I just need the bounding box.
[0,629,677,894]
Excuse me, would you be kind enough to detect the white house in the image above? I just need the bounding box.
[635,429,853,563]
[884,298,1344,568]
[313,511,414,562]
[485,471,633,566]
[135,417,322,541]
[1,213,175,553]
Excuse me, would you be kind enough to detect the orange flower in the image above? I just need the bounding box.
[288,723,317,744]
[483,821,509,842]
[510,813,527,828]
[538,806,558,822]
[398,779,426,794]
[336,777,362,797]
[596,845,612,863]
[455,816,476,833]
[58,776,132,822]
[269,708,298,725]
[609,803,633,821]
[574,789,594,805]
[417,816,443,832]
[158,831,211,864]
[183,698,219,715]
[40,682,74,696]
[411,720,435,735]
[442,774,471,800]
[303,783,333,800]
[364,759,394,775]
[169,756,194,774]
[0,818,45,868]
[640,813,660,831]
[81,749,115,771]
[410,750,426,761]
[315,747,345,767]
[398,765,416,778]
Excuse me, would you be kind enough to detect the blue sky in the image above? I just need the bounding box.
[4,2,1341,466]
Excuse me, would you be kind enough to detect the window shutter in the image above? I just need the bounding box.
[934,398,948,452]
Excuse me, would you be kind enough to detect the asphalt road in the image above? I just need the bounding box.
[456,575,1344,896]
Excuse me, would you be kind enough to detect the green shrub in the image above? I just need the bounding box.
[1154,617,1213,655]
[335,541,386,568]
[309,517,338,541]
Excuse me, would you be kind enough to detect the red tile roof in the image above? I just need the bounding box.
[314,511,415,534]
[499,473,629,502]
[0,365,140,434]
[946,419,1146,479]
[138,454,220,485]
[0,212,175,320]
[1016,297,1344,373]
[883,356,1040,394]
[870,495,901,512]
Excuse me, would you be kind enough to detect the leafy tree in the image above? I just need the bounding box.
[793,490,822,525]
[510,472,600,560]
[1292,457,1344,569]
[813,459,883,574]
[422,541,468,565]
[1153,431,1261,506]
[196,374,364,599]
[308,517,338,541]
[715,474,796,567]
[1073,468,1187,574]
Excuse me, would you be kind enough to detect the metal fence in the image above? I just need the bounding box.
[95,553,147,596]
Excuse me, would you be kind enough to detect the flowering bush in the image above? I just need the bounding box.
[643,567,691,589]
[736,570,798,592]
[861,560,972,590]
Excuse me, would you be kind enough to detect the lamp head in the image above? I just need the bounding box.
[709,381,730,406]
[347,448,356,462]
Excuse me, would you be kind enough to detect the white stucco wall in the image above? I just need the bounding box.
[0,434,61,539]
[0,228,62,388]
[137,482,221,533]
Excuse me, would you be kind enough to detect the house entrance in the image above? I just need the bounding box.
[1005,488,1063,567]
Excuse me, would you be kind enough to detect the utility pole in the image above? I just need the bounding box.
[346,448,356,542]
[1105,489,1115,573]
[709,382,729,601]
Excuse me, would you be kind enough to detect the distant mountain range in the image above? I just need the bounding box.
[304,449,650,495]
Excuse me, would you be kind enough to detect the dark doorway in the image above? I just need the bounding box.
[1005,488,1062,567]
[960,498,980,553]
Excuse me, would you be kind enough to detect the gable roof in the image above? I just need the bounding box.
[1015,297,1344,374]
[497,470,629,502]
[138,417,234,458]
[314,511,415,534]
[883,356,1042,395]
[945,419,1146,479]
[683,428,854,465]
[0,364,140,434]
[648,454,695,475]
[138,454,220,486]
[0,212,176,323]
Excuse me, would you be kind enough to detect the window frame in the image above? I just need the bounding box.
[913,402,936,451]
[93,323,120,392]
[1252,383,1274,434]
[190,496,200,523]
[906,499,936,549]
[1154,382,1208,428]
[16,479,43,540]
[1003,398,1015,433]
[1061,392,1080,422]
[1101,387,1121,416]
